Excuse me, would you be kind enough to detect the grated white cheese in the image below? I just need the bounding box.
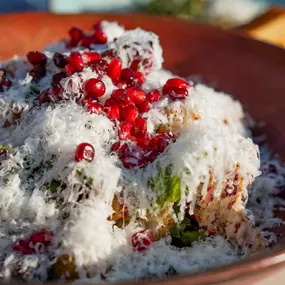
[0,20,284,284]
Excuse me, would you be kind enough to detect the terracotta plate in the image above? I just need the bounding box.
[1,12,285,285]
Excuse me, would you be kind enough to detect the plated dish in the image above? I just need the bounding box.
[0,20,284,283]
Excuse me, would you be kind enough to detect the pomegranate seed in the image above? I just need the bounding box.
[65,63,77,76]
[168,88,188,101]
[85,100,104,114]
[82,52,100,63]
[111,89,130,104]
[135,71,145,84]
[111,142,121,153]
[105,105,120,120]
[104,97,118,108]
[51,72,66,87]
[121,104,138,123]
[130,59,141,71]
[111,142,130,158]
[81,35,97,48]
[147,89,160,103]
[84,78,106,98]
[149,135,169,153]
[30,230,52,246]
[107,58,122,81]
[66,39,79,48]
[94,29,107,44]
[121,68,135,83]
[3,78,12,88]
[131,230,154,252]
[68,26,84,43]
[160,131,176,142]
[145,151,159,163]
[101,49,116,59]
[137,101,150,113]
[122,156,139,169]
[135,136,151,149]
[13,230,52,255]
[88,59,108,75]
[162,78,190,95]
[74,143,95,162]
[13,239,33,255]
[29,65,46,82]
[126,87,146,105]
[93,21,102,30]
[132,117,147,138]
[118,122,132,140]
[26,51,47,66]
[53,52,69,68]
[39,89,50,103]
[69,52,84,72]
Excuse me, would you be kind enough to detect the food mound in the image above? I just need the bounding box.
[0,20,284,283]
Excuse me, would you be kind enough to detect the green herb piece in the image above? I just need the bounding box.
[148,166,181,206]
[47,180,61,193]
[0,145,12,151]
[29,85,40,94]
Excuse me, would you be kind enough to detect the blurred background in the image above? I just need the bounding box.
[0,0,285,46]
[0,0,281,25]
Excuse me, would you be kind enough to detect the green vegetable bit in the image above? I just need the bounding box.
[29,85,40,94]
[0,145,12,151]
[148,166,181,206]
[47,180,61,193]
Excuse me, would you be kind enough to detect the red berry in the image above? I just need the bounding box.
[147,89,160,103]
[39,89,51,103]
[65,63,77,76]
[30,230,52,246]
[104,97,118,108]
[131,230,154,252]
[120,68,135,83]
[111,142,130,159]
[68,27,84,43]
[168,88,188,101]
[162,78,190,95]
[84,78,106,99]
[85,100,104,114]
[111,89,130,104]
[130,59,141,71]
[53,52,69,68]
[13,239,33,255]
[137,101,150,113]
[27,51,47,66]
[74,143,95,162]
[93,21,102,30]
[107,58,122,81]
[149,135,169,153]
[118,122,132,140]
[135,136,151,149]
[82,52,100,63]
[105,105,120,120]
[51,72,66,87]
[81,35,97,48]
[126,87,146,105]
[69,52,84,72]
[88,59,108,75]
[134,71,145,84]
[121,156,140,169]
[132,117,147,138]
[94,29,107,44]
[121,104,138,123]
[101,49,116,59]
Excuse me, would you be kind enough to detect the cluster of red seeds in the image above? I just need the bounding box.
[131,230,154,252]
[66,21,107,49]
[13,230,52,254]
[0,68,12,92]
[27,51,48,82]
[29,21,191,168]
